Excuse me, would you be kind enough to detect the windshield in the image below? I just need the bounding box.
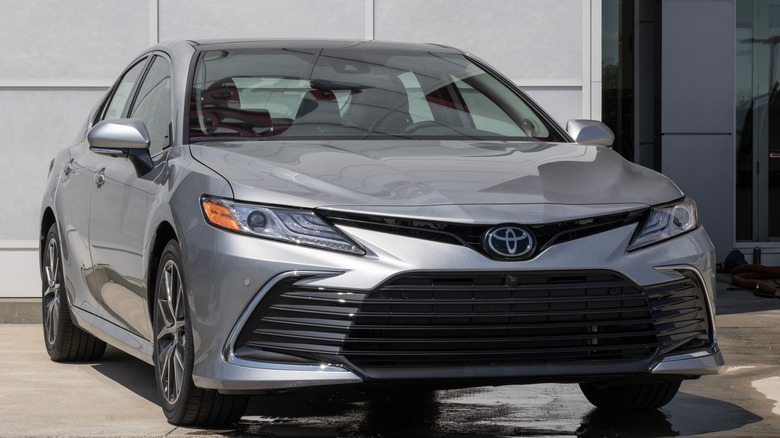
[188,46,564,142]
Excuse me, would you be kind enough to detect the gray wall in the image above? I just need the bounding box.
[0,0,600,297]
[660,0,735,262]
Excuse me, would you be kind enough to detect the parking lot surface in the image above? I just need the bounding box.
[1,275,780,437]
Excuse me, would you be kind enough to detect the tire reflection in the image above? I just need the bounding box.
[357,390,440,436]
[577,409,678,437]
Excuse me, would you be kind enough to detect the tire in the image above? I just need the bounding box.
[579,380,682,411]
[153,240,248,426]
[41,223,106,362]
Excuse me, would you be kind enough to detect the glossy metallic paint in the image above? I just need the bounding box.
[40,39,723,395]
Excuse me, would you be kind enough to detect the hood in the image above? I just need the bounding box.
[189,140,683,223]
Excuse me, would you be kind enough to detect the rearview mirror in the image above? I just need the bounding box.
[88,119,153,175]
[566,120,615,146]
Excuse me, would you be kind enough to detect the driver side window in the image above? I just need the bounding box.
[99,57,147,122]
[129,56,172,156]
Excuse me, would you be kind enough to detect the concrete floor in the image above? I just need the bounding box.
[1,275,780,437]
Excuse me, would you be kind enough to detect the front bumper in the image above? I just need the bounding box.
[651,344,725,375]
[185,221,723,392]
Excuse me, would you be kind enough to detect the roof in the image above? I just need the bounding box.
[170,38,463,54]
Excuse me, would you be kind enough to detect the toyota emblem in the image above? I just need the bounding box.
[483,225,535,260]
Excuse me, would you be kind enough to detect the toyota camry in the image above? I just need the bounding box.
[39,39,723,425]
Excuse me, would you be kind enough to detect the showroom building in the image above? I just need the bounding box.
[0,0,762,298]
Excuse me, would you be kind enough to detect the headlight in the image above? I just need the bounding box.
[201,196,365,255]
[628,198,698,251]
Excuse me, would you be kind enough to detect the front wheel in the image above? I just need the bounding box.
[153,240,247,426]
[579,380,682,411]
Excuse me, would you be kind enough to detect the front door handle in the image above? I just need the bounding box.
[93,169,106,186]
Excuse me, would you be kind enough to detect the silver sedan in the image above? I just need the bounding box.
[39,39,723,426]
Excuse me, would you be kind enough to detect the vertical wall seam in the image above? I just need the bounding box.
[150,0,159,45]
[730,0,737,247]
[582,0,592,119]
[591,0,603,121]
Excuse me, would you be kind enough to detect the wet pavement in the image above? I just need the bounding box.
[226,377,764,437]
[2,274,780,437]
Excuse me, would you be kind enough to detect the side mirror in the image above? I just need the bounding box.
[88,119,153,175]
[566,120,615,146]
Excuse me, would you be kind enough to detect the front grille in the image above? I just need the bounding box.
[320,209,647,261]
[233,271,710,370]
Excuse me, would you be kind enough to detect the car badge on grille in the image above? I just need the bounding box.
[483,225,535,260]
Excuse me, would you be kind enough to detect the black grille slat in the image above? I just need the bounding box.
[245,341,342,355]
[261,316,353,329]
[254,328,659,345]
[255,329,349,342]
[338,343,657,360]
[648,296,699,309]
[272,294,651,306]
[351,294,648,305]
[268,304,360,317]
[351,306,651,318]
[344,318,656,332]
[338,343,661,357]
[655,319,706,334]
[653,307,704,323]
[343,331,659,344]
[233,270,711,370]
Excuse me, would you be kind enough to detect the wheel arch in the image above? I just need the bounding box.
[147,221,179,320]
[40,208,57,270]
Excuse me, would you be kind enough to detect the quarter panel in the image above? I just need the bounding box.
[156,145,234,355]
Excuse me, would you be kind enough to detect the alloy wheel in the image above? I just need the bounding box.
[156,259,187,405]
[42,236,61,346]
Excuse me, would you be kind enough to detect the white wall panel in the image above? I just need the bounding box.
[0,89,107,240]
[159,0,366,41]
[0,244,38,298]
[375,0,582,80]
[0,1,150,79]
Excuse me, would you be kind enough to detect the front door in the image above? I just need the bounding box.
[88,54,172,339]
